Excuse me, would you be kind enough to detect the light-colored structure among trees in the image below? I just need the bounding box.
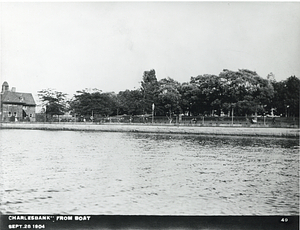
[0,81,36,122]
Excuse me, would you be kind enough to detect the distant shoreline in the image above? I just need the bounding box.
[1,122,299,138]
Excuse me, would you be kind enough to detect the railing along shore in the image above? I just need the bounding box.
[1,121,299,138]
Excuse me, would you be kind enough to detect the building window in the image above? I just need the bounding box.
[8,112,12,117]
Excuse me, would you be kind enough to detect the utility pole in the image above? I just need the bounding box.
[231,106,234,126]
[152,103,155,124]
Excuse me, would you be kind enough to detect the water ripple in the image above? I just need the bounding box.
[0,130,299,215]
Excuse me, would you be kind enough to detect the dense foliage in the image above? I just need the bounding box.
[40,69,299,120]
[69,89,118,119]
[38,89,67,121]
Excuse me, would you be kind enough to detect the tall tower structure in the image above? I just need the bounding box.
[2,81,9,93]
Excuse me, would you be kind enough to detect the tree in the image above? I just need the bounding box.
[157,77,182,117]
[38,89,67,121]
[271,80,287,116]
[140,69,159,114]
[178,82,200,116]
[285,76,299,117]
[272,76,300,117]
[190,74,221,115]
[69,89,117,120]
[218,69,274,116]
[251,74,274,116]
[117,89,144,115]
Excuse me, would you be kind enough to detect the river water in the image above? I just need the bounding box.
[0,129,299,215]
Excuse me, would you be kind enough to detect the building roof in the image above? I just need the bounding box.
[1,91,36,106]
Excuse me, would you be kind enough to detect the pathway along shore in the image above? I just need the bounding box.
[1,122,299,137]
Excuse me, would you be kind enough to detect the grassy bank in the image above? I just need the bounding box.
[1,122,299,138]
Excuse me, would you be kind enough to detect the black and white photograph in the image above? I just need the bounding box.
[0,1,299,229]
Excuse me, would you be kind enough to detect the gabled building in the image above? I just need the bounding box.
[0,81,36,122]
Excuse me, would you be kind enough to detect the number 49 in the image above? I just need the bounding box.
[281,218,289,223]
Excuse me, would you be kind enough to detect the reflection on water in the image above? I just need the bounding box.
[0,129,299,215]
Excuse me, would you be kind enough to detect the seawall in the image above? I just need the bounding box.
[1,122,299,137]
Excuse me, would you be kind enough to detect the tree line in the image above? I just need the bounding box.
[38,69,299,121]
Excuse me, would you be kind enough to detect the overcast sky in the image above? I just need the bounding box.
[1,2,300,102]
